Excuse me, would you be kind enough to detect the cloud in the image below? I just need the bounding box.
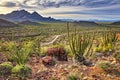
[0,0,120,20]
[0,0,120,9]
[0,1,17,7]
[21,0,120,8]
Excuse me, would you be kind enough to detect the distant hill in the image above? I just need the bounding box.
[0,18,18,27]
[111,21,120,25]
[73,21,99,26]
[0,10,59,22]
[19,20,40,25]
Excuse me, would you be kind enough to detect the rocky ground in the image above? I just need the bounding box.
[0,51,120,80]
[25,54,120,80]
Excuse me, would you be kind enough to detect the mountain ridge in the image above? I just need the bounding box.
[111,21,120,25]
[0,10,59,22]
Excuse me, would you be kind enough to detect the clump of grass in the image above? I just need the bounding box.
[67,74,79,80]
[98,62,110,71]
[0,62,13,76]
[2,41,34,65]
[12,65,32,80]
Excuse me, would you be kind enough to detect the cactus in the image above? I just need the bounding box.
[46,46,68,61]
[102,31,118,46]
[67,22,94,62]
[100,31,118,53]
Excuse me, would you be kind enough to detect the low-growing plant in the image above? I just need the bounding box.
[0,62,13,77]
[12,65,32,80]
[32,38,41,56]
[67,22,94,62]
[95,43,114,53]
[114,52,120,62]
[3,41,35,65]
[95,31,118,54]
[97,61,111,71]
[50,77,57,80]
[67,74,79,80]
[97,61,120,75]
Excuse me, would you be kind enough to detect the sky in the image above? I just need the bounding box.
[0,0,120,20]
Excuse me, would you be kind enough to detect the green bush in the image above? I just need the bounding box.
[12,65,32,79]
[0,62,13,76]
[95,43,114,53]
[3,41,35,65]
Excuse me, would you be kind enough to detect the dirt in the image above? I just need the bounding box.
[25,54,120,80]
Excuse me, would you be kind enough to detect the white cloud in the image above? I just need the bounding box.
[0,0,120,20]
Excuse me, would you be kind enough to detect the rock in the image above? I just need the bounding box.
[42,56,55,66]
[96,52,103,57]
[107,74,114,79]
[83,77,88,80]
[83,60,93,67]
[106,52,112,56]
[111,61,116,65]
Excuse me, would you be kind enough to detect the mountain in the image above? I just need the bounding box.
[19,20,40,25]
[73,21,99,26]
[0,10,59,22]
[111,21,120,25]
[0,18,18,27]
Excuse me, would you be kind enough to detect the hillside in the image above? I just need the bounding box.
[111,21,120,25]
[19,20,40,25]
[0,19,18,27]
[73,21,99,26]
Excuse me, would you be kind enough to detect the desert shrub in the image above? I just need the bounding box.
[95,43,114,53]
[96,31,118,53]
[67,74,79,80]
[0,62,13,76]
[2,41,35,65]
[97,61,111,71]
[97,61,120,75]
[12,65,32,80]
[31,38,41,56]
[40,47,47,57]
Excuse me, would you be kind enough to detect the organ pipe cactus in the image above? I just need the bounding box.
[67,22,95,62]
[102,31,118,46]
[100,31,118,53]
